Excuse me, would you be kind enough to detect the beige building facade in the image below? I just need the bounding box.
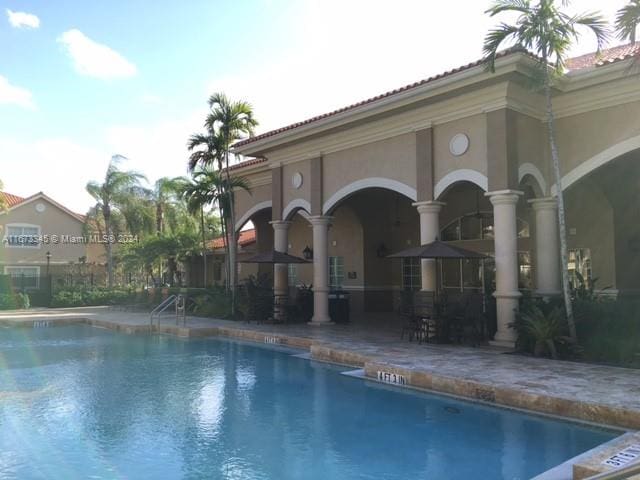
[230,45,640,346]
[0,192,104,289]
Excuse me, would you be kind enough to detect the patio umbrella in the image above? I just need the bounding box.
[387,239,487,259]
[239,250,311,264]
[387,239,488,305]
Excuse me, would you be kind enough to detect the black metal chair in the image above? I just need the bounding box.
[413,291,438,344]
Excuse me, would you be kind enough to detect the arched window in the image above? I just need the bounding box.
[440,213,529,241]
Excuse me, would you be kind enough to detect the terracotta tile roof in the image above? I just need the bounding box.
[234,44,639,151]
[566,42,640,71]
[0,191,25,208]
[234,47,533,149]
[208,228,256,250]
[227,157,267,171]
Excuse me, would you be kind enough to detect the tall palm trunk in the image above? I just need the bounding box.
[104,207,114,288]
[156,203,163,235]
[224,151,237,315]
[200,207,208,287]
[543,63,576,341]
[218,208,230,289]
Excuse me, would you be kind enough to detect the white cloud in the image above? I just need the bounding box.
[57,29,137,79]
[0,138,109,213]
[140,93,163,105]
[6,9,40,29]
[0,75,35,109]
[104,109,206,185]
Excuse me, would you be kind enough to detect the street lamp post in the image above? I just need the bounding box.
[46,251,51,277]
[45,251,52,305]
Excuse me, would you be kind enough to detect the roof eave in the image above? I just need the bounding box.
[232,51,534,157]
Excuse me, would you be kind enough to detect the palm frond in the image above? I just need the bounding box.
[615,0,640,43]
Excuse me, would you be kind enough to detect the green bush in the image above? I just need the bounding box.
[50,288,137,308]
[575,297,640,366]
[190,287,232,318]
[0,292,30,310]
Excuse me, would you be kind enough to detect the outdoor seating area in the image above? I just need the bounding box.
[399,290,489,346]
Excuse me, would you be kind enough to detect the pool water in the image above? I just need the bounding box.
[0,325,615,479]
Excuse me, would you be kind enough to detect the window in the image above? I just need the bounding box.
[401,258,421,291]
[440,214,528,241]
[518,252,532,289]
[4,267,40,289]
[329,256,344,289]
[288,264,297,287]
[462,258,483,289]
[4,224,40,248]
[213,261,222,282]
[442,259,462,289]
[568,248,592,289]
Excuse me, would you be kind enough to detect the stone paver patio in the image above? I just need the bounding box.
[1,306,638,431]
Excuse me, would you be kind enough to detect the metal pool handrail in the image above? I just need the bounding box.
[585,459,640,480]
[149,295,177,325]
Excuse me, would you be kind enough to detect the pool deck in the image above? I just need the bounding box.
[1,306,639,432]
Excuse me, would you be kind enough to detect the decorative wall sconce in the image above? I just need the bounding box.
[302,245,313,260]
[376,243,390,258]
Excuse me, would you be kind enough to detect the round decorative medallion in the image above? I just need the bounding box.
[292,172,303,189]
[35,202,46,213]
[449,133,470,156]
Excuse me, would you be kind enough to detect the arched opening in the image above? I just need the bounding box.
[438,181,531,336]
[315,187,418,320]
[562,148,640,296]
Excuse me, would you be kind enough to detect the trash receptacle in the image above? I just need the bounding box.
[329,290,350,324]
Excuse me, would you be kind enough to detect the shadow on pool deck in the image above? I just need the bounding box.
[1,306,639,431]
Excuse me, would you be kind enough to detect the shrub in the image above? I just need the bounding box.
[514,305,569,358]
[0,292,30,310]
[50,288,136,308]
[190,287,232,318]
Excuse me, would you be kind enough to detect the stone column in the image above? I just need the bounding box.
[529,197,561,297]
[309,216,333,325]
[270,220,291,297]
[487,190,523,348]
[413,201,445,291]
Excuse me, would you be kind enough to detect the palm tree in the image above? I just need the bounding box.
[150,177,184,235]
[483,0,609,342]
[616,0,640,44]
[187,127,226,173]
[205,93,258,311]
[179,169,250,289]
[86,155,147,287]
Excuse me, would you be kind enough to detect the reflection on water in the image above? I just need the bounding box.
[0,326,616,480]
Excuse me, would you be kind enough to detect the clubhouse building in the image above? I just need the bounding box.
[229,44,640,347]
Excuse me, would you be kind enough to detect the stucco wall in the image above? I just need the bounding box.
[282,159,312,219]
[555,99,640,180]
[322,132,417,212]
[433,113,488,191]
[0,198,87,270]
[564,178,616,289]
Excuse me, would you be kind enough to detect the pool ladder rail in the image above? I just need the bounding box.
[149,294,187,327]
[585,459,640,479]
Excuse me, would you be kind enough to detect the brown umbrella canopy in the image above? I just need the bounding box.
[387,240,487,259]
[239,250,311,264]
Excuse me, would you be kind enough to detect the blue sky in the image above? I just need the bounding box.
[0,0,630,213]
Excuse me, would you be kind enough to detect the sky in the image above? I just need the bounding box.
[0,0,631,213]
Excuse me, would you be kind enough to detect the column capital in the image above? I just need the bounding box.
[308,215,333,227]
[269,220,292,230]
[528,196,558,211]
[485,189,523,206]
[412,200,446,214]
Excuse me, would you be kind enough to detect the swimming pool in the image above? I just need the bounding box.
[0,325,616,479]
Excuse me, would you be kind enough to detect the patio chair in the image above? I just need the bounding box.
[413,291,438,344]
[399,291,418,341]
